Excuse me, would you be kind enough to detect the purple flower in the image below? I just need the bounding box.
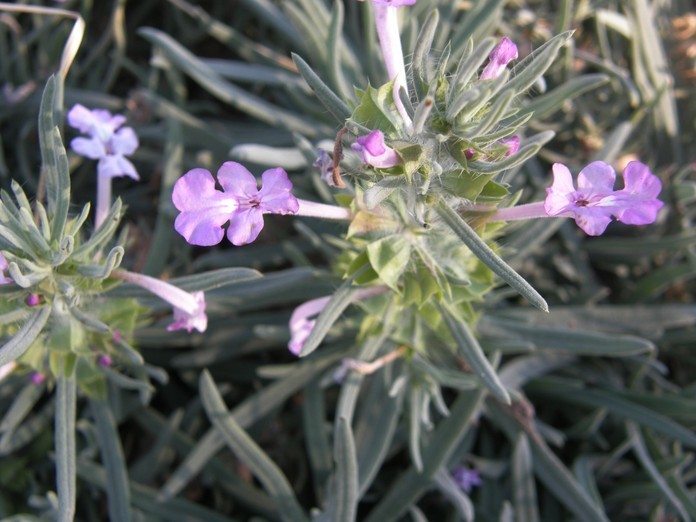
[499,136,519,157]
[313,149,338,187]
[480,37,518,81]
[115,270,208,333]
[25,294,40,307]
[67,104,139,180]
[167,291,207,333]
[288,296,331,356]
[351,130,401,169]
[97,354,113,367]
[370,0,415,130]
[453,466,482,494]
[544,161,663,236]
[0,254,12,285]
[172,162,299,247]
[30,372,46,385]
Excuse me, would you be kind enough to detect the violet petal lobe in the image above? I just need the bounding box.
[576,161,616,196]
[614,162,664,225]
[172,168,238,246]
[544,163,578,216]
[66,104,97,134]
[258,168,300,214]
[111,127,139,156]
[98,155,139,180]
[71,136,106,160]
[217,161,260,200]
[480,37,518,80]
[167,291,208,333]
[370,0,417,6]
[573,206,613,236]
[226,207,265,246]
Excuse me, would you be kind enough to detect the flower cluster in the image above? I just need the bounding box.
[67,104,139,181]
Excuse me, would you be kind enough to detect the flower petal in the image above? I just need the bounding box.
[71,136,106,159]
[573,206,613,236]
[227,207,265,246]
[480,37,518,80]
[167,291,207,333]
[98,155,139,180]
[615,200,664,226]
[67,104,97,133]
[111,127,139,156]
[576,161,616,196]
[620,161,662,199]
[351,130,401,168]
[544,163,577,216]
[258,168,299,214]
[172,168,237,246]
[217,161,259,199]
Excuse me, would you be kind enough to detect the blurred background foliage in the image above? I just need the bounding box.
[0,0,695,520]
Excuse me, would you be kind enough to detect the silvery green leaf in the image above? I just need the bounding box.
[439,303,510,404]
[513,434,540,522]
[412,9,440,100]
[72,198,123,258]
[409,386,425,471]
[38,77,70,243]
[435,200,548,312]
[519,74,609,119]
[229,144,307,169]
[449,37,497,107]
[91,399,132,522]
[76,246,124,280]
[363,178,402,209]
[333,417,358,522]
[140,28,326,137]
[199,370,308,522]
[56,375,77,522]
[434,468,474,522]
[501,31,573,97]
[327,0,353,101]
[464,89,515,138]
[292,53,351,124]
[0,382,45,439]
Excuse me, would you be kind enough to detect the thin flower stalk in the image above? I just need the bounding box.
[371,0,415,132]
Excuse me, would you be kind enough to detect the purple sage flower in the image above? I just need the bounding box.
[288,296,331,356]
[25,294,40,307]
[499,136,520,157]
[370,0,416,131]
[0,254,12,285]
[544,161,663,236]
[67,104,139,228]
[67,104,139,180]
[115,270,208,333]
[313,149,339,187]
[98,354,113,367]
[30,372,46,385]
[172,162,299,247]
[480,37,518,81]
[453,466,482,494]
[351,130,401,169]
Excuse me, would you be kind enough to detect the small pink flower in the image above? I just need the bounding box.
[544,161,663,236]
[480,37,518,81]
[499,136,519,157]
[30,372,46,385]
[351,130,401,168]
[167,291,207,333]
[25,294,40,307]
[453,466,482,494]
[67,104,139,180]
[98,354,113,367]
[288,296,331,356]
[172,162,299,247]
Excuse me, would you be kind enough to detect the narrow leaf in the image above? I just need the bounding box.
[333,418,358,522]
[91,399,132,522]
[199,371,308,522]
[292,53,351,123]
[436,200,548,312]
[439,303,510,404]
[0,306,51,366]
[56,376,77,522]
